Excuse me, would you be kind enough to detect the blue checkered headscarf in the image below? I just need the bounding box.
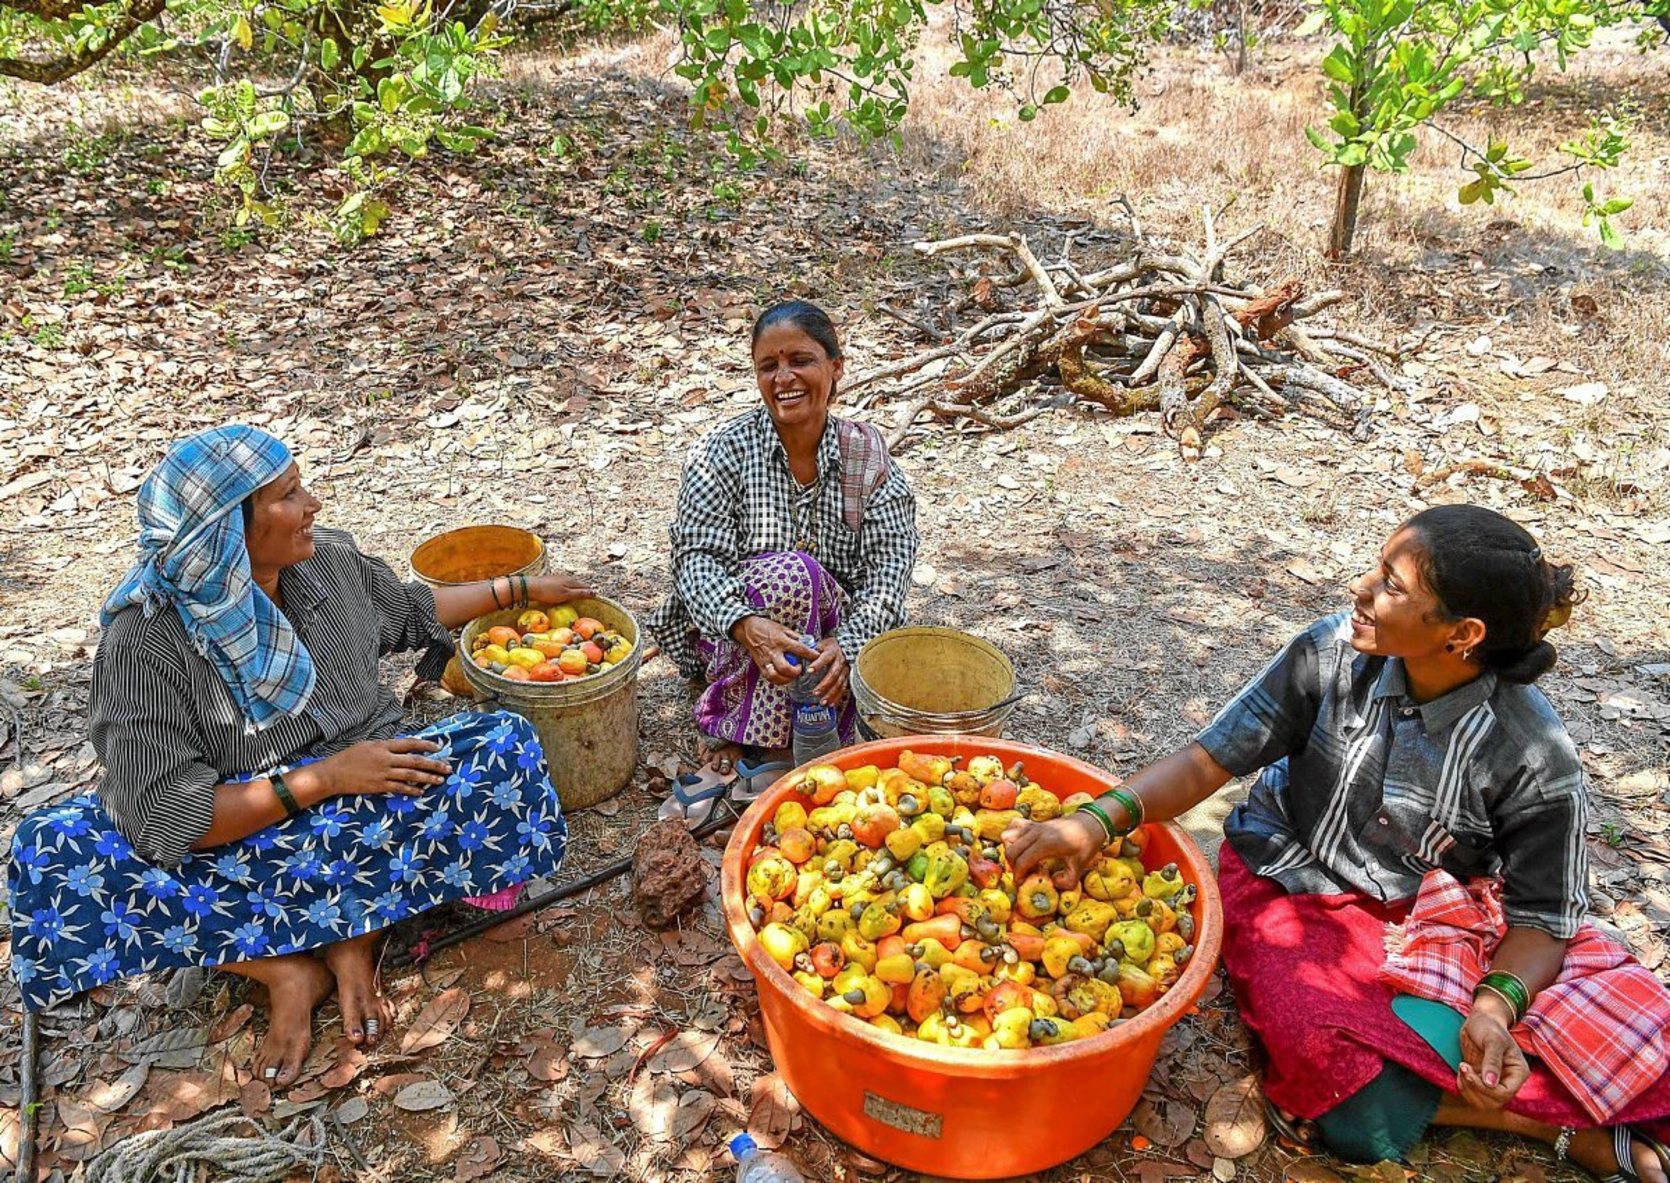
[102,425,318,731]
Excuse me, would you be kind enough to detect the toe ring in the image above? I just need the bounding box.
[264,1066,279,1080]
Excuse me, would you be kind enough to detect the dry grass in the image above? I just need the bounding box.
[528,20,1670,501]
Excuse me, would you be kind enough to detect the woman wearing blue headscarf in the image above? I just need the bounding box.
[8,425,591,1085]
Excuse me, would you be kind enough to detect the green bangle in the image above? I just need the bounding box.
[270,771,301,818]
[1077,802,1118,844]
[1473,982,1523,1026]
[517,574,530,607]
[1104,786,1145,833]
[1478,970,1530,1021]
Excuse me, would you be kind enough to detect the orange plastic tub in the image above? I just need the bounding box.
[721,735,1224,1180]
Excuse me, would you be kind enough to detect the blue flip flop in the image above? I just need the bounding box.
[733,756,793,803]
[656,767,735,825]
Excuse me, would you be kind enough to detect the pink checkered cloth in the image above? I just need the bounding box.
[834,419,890,534]
[1380,870,1670,1122]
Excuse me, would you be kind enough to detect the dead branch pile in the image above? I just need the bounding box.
[851,202,1422,458]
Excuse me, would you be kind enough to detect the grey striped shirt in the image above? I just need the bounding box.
[1200,613,1589,938]
[90,529,451,867]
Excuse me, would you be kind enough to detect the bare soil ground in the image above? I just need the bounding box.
[1,22,1668,1183]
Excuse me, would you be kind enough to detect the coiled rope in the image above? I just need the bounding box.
[85,1108,326,1183]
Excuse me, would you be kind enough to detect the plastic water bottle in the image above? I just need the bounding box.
[731,1133,804,1182]
[784,634,840,766]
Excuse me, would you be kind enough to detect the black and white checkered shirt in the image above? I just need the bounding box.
[647,408,919,677]
[90,529,451,866]
[1201,613,1590,938]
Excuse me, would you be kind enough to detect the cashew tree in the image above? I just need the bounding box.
[1299,0,1663,256]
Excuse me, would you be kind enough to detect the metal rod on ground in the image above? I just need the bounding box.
[20,1008,40,1182]
[392,802,743,967]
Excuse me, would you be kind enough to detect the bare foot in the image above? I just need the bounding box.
[1569,1127,1669,1183]
[697,736,745,776]
[224,954,335,1087]
[324,933,392,1048]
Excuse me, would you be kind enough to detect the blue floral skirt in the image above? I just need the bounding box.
[6,710,567,1012]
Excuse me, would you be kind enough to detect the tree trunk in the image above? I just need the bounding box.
[1234,0,1249,75]
[1326,162,1367,258]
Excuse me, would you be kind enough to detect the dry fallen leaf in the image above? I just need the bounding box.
[747,1072,800,1150]
[83,1062,149,1113]
[153,1068,240,1122]
[528,1041,570,1083]
[649,1031,719,1075]
[524,1129,566,1158]
[566,1121,627,1176]
[571,1023,631,1059]
[1285,1163,1347,1183]
[239,1079,272,1117]
[321,1044,367,1090]
[208,1003,255,1043]
[670,1090,715,1141]
[1203,1074,1266,1159]
[56,1099,112,1162]
[1132,1097,1197,1148]
[334,1097,370,1125]
[393,1080,456,1112]
[629,1077,680,1141]
[401,987,471,1054]
[1285,558,1326,585]
[372,1072,428,1096]
[454,1135,502,1182]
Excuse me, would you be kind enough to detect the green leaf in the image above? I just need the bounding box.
[1337,140,1368,166]
[247,110,291,138]
[1018,103,1037,121]
[1321,45,1355,84]
[1597,218,1622,249]
[1598,197,1632,216]
[1304,124,1333,151]
[320,38,339,71]
[1458,178,1486,204]
[1043,84,1070,104]
[1293,8,1327,36]
[215,136,249,169]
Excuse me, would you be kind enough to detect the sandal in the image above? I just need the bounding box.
[1263,1098,1321,1152]
[733,756,793,804]
[1560,1125,1670,1183]
[656,767,736,826]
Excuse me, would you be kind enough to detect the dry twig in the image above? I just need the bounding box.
[871,206,1394,458]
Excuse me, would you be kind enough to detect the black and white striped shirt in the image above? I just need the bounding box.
[1201,613,1590,938]
[90,529,451,867]
[647,408,919,677]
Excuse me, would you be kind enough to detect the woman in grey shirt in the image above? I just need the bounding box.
[9,424,591,1086]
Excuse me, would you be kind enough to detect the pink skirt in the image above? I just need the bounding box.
[1217,843,1670,1130]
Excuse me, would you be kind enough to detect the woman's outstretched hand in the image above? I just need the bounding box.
[1002,811,1109,881]
[731,616,820,687]
[1456,1003,1530,1110]
[529,572,594,604]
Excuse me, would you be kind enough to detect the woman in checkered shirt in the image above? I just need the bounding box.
[1007,505,1668,1183]
[647,301,919,779]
